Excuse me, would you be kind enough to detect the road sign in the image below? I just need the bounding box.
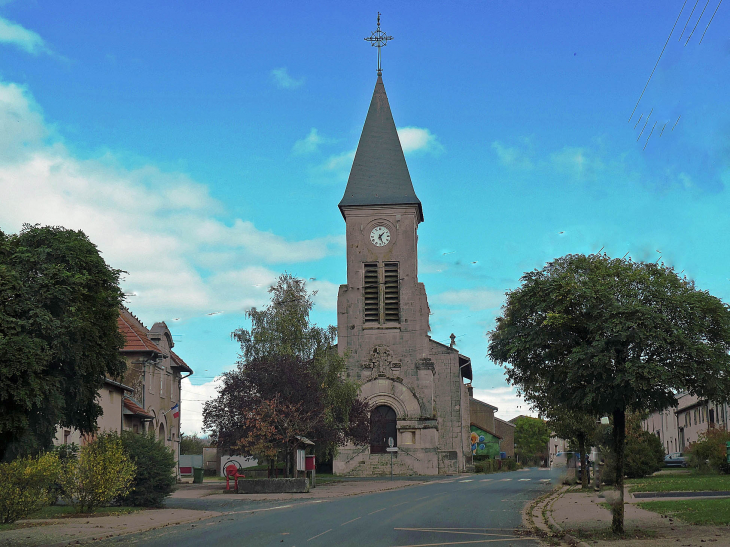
[386,447,399,452]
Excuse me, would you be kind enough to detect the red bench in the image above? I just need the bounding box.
[179,466,193,476]
[225,464,245,492]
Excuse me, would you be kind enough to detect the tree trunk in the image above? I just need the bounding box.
[286,450,290,478]
[612,407,626,535]
[578,433,588,489]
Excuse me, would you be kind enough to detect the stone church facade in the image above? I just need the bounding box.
[332,73,473,476]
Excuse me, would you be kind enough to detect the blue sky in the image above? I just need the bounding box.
[1,1,728,434]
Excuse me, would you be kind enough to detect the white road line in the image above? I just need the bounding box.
[368,507,387,515]
[540,479,550,482]
[341,516,361,526]
[459,479,473,483]
[480,479,492,482]
[392,501,409,507]
[307,529,332,541]
[518,478,531,481]
[499,478,512,481]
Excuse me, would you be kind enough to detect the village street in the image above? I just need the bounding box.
[100,468,555,546]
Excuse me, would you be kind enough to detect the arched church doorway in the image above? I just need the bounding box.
[158,423,165,442]
[370,405,396,454]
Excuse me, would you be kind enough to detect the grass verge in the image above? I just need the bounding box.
[637,499,730,525]
[627,472,730,493]
[0,506,142,531]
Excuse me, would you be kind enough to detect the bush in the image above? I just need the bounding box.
[0,452,61,523]
[119,431,176,507]
[687,428,730,473]
[48,443,79,505]
[61,432,136,512]
[625,430,665,478]
[474,459,498,474]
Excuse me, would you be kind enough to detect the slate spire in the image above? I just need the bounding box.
[338,74,423,222]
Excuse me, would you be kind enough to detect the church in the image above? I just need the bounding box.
[332,27,474,475]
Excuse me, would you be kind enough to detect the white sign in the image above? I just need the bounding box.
[297,449,306,471]
[386,447,399,452]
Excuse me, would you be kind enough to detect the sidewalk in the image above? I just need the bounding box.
[529,483,730,547]
[0,476,430,546]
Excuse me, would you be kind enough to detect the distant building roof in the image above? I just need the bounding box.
[495,417,516,429]
[170,350,193,375]
[123,397,154,420]
[470,397,498,412]
[470,422,502,439]
[118,309,164,355]
[339,73,423,222]
[104,377,134,393]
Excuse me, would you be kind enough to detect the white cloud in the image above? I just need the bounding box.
[550,146,605,182]
[434,288,504,311]
[397,126,443,155]
[270,67,304,89]
[491,141,533,169]
[472,386,536,422]
[179,376,224,436]
[0,80,343,320]
[0,16,47,55]
[310,149,355,184]
[293,128,330,155]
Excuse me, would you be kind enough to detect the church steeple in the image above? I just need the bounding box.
[338,73,423,222]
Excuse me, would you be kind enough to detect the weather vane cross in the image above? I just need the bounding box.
[364,13,393,75]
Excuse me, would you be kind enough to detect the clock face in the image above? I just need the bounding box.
[370,226,391,247]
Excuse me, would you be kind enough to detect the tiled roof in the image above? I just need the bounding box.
[123,397,154,419]
[118,309,164,354]
[170,350,193,374]
[339,73,423,222]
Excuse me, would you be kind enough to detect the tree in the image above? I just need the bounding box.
[0,225,125,461]
[60,432,136,513]
[488,253,730,533]
[120,431,176,507]
[179,433,209,455]
[203,274,369,474]
[513,416,550,465]
[545,409,597,488]
[624,413,664,479]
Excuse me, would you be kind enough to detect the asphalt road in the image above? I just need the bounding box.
[104,468,559,546]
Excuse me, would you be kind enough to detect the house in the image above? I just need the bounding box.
[642,393,729,453]
[54,308,193,467]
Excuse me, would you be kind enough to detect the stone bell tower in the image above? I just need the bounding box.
[333,17,472,476]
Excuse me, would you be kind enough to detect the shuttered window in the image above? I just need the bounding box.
[363,262,400,324]
[363,263,380,323]
[383,262,400,323]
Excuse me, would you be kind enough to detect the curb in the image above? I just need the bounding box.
[632,490,730,499]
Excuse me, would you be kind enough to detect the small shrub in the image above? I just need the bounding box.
[48,443,79,504]
[625,430,665,478]
[687,428,730,473]
[475,459,497,474]
[119,431,176,507]
[502,459,518,471]
[61,432,136,512]
[0,452,61,524]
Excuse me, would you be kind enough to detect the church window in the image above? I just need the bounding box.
[363,262,400,324]
[370,405,397,454]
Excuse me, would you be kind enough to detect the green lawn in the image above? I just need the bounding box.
[638,499,730,525]
[626,472,730,493]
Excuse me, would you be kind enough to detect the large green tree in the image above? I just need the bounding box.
[488,253,730,533]
[204,274,369,474]
[513,416,550,465]
[0,225,125,461]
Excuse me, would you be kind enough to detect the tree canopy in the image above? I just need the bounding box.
[203,274,369,471]
[0,225,125,461]
[513,416,550,465]
[488,253,730,532]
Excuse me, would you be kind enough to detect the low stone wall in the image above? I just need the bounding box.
[236,478,309,494]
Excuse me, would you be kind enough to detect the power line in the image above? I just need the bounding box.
[678,0,701,42]
[628,0,688,122]
[699,0,724,44]
[685,0,712,45]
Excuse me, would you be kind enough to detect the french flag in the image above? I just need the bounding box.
[171,403,180,418]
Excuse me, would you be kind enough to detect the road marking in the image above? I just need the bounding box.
[391,501,409,507]
[395,527,515,537]
[479,479,492,482]
[540,479,550,482]
[518,478,531,481]
[307,529,332,541]
[414,495,431,501]
[368,507,387,515]
[341,516,361,526]
[498,478,512,481]
[459,479,473,482]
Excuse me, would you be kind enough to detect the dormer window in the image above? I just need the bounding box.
[363,262,400,324]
